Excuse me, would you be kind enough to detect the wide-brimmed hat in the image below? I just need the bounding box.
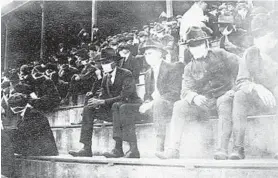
[98,48,121,63]
[139,39,167,55]
[181,26,211,46]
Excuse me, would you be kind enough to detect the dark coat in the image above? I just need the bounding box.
[30,78,61,111]
[99,67,141,106]
[119,54,141,83]
[7,107,58,156]
[181,48,239,102]
[144,60,184,102]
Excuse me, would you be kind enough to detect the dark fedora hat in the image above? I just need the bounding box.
[98,47,121,63]
[140,39,167,55]
[181,26,211,47]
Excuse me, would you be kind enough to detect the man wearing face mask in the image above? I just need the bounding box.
[216,13,278,160]
[156,26,239,159]
[69,48,141,157]
[138,39,184,155]
[3,92,58,156]
[118,43,141,83]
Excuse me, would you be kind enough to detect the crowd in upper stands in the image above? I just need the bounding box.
[2,0,278,176]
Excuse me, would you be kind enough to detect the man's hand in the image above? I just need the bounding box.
[193,95,209,109]
[139,101,154,114]
[254,84,276,108]
[86,92,93,97]
[88,98,105,108]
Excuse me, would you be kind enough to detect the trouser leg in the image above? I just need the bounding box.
[119,103,140,143]
[80,105,95,147]
[152,97,173,151]
[112,102,123,140]
[232,90,251,148]
[169,100,199,150]
[216,93,233,151]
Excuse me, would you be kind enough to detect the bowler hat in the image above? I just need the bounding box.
[98,48,121,62]
[140,39,167,55]
[182,26,211,46]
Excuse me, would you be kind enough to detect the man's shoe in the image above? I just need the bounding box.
[229,147,245,160]
[124,149,140,158]
[214,149,228,160]
[274,153,278,160]
[68,149,92,157]
[155,148,180,159]
[103,149,124,158]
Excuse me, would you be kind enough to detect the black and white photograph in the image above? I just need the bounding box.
[1,0,278,177]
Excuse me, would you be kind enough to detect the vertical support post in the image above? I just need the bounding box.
[91,0,97,42]
[166,0,173,18]
[4,19,10,70]
[40,1,45,61]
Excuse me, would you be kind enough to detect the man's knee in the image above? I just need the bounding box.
[153,97,170,107]
[173,100,191,113]
[111,102,122,111]
[234,90,249,105]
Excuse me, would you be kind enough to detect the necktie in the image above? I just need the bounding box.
[106,73,113,97]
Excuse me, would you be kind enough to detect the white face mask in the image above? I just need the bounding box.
[101,63,114,73]
[189,43,208,59]
[254,32,277,53]
[144,49,163,68]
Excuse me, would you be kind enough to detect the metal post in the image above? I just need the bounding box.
[4,19,10,70]
[166,0,173,18]
[91,0,97,42]
[40,1,45,61]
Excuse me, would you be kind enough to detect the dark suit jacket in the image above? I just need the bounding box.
[144,60,184,102]
[119,54,141,83]
[99,67,141,106]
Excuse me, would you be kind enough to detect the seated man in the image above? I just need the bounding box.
[138,39,184,154]
[156,26,239,159]
[2,92,58,156]
[68,48,141,157]
[118,43,141,83]
[216,13,278,160]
